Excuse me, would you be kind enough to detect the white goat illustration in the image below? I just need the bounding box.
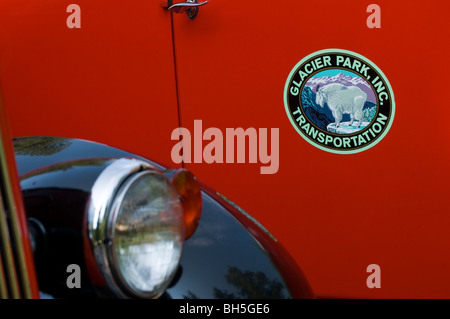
[315,83,367,128]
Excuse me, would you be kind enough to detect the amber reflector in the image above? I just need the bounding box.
[164,169,202,239]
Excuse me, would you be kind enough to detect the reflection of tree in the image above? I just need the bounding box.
[21,159,109,180]
[183,266,287,299]
[183,291,199,299]
[13,137,72,156]
[215,266,287,299]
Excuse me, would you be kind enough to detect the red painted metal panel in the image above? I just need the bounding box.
[0,0,180,168]
[172,0,450,298]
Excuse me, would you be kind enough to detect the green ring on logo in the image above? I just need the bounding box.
[283,49,395,154]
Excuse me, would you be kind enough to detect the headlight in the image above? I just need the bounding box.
[87,158,184,298]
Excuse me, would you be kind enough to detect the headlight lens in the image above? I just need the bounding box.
[87,158,185,298]
[110,170,184,297]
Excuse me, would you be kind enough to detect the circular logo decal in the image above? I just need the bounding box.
[284,49,395,154]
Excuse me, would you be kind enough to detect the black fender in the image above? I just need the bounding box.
[14,136,314,299]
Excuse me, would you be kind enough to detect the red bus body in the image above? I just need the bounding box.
[1,0,449,298]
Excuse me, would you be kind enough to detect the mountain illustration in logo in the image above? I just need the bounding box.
[305,73,376,103]
[301,73,377,133]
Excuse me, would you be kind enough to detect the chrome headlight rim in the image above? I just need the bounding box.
[86,158,184,299]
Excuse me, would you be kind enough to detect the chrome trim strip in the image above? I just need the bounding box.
[0,196,18,298]
[0,138,26,298]
[0,250,8,298]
